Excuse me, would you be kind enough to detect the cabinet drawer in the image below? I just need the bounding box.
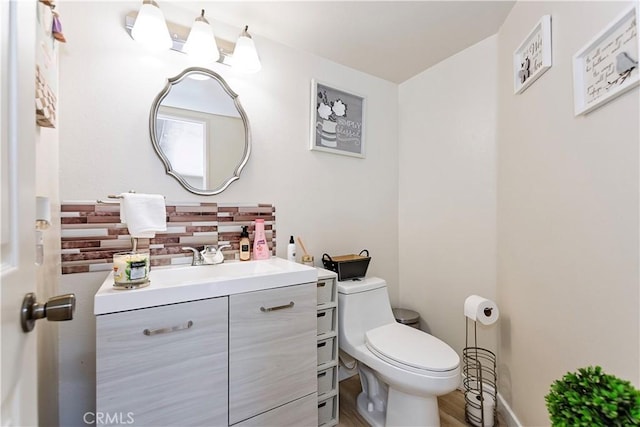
[233,393,317,427]
[229,283,317,424]
[96,297,228,427]
[317,308,334,335]
[318,394,338,426]
[317,336,336,366]
[316,279,335,305]
[317,366,336,397]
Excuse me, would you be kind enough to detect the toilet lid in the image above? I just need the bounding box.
[365,323,459,372]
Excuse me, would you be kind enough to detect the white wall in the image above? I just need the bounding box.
[398,35,498,358]
[57,2,399,425]
[497,2,639,425]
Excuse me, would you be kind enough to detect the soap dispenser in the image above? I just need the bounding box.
[239,226,251,261]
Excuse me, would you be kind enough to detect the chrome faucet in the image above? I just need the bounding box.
[202,244,232,265]
[182,245,233,266]
[182,247,205,266]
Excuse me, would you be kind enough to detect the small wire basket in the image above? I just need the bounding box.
[463,319,497,427]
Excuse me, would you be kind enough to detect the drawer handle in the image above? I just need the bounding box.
[260,301,294,312]
[318,342,327,348]
[143,320,193,336]
[318,402,327,408]
[318,371,327,378]
[317,312,326,318]
[317,282,326,288]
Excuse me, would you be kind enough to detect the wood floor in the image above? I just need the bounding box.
[338,375,506,427]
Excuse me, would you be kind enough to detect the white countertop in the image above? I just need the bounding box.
[94,257,318,315]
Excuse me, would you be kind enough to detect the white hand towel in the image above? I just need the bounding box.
[120,193,167,238]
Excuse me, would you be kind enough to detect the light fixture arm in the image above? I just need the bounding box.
[196,9,208,24]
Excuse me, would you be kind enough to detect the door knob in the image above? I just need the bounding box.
[21,292,76,333]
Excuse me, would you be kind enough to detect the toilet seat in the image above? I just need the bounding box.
[365,323,459,376]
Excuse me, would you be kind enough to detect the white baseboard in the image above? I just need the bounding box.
[497,392,523,427]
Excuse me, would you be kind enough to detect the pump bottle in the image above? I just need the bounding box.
[239,226,251,261]
[287,236,296,262]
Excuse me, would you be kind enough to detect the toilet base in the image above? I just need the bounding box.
[356,392,385,427]
[386,387,440,426]
[356,388,441,427]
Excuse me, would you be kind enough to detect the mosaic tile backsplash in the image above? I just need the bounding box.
[61,202,276,275]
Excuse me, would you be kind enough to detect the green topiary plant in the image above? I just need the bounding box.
[545,366,640,426]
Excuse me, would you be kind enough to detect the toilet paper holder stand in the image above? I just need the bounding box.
[463,317,497,427]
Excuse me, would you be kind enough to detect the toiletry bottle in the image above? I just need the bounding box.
[252,219,270,260]
[239,226,251,261]
[287,235,296,262]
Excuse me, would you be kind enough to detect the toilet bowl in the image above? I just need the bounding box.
[338,277,460,427]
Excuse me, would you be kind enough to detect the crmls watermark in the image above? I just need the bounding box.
[83,412,135,425]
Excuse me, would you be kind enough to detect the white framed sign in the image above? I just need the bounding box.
[513,15,552,94]
[572,4,639,116]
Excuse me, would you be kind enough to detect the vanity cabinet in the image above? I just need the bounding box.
[96,297,228,427]
[95,259,320,427]
[316,269,339,427]
[229,283,317,425]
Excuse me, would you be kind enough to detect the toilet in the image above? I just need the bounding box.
[338,277,460,427]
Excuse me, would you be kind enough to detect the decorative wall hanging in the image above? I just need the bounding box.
[513,15,552,94]
[35,0,66,128]
[310,79,366,158]
[572,4,639,116]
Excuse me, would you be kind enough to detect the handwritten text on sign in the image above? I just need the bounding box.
[584,13,637,105]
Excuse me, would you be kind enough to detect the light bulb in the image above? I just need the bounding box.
[232,26,261,73]
[131,0,172,51]
[183,10,220,64]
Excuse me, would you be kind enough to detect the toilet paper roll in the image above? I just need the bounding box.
[464,295,499,325]
[467,390,495,427]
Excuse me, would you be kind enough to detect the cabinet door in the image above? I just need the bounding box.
[96,297,228,427]
[229,283,317,424]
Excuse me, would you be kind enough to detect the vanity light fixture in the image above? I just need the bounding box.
[183,10,220,64]
[124,6,261,73]
[130,0,172,51]
[232,26,262,73]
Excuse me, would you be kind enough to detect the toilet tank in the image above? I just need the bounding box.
[338,277,396,350]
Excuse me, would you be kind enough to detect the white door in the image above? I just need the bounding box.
[1,1,38,426]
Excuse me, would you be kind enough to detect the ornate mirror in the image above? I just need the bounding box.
[150,67,250,195]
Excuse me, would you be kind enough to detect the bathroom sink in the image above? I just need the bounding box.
[149,260,285,285]
[94,257,317,315]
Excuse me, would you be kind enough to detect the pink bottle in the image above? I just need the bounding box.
[252,219,270,260]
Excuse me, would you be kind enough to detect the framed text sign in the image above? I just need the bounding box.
[572,5,639,116]
[514,15,552,94]
[310,79,366,158]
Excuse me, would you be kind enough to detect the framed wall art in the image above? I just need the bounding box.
[514,15,552,94]
[36,0,60,128]
[572,4,639,116]
[310,79,365,158]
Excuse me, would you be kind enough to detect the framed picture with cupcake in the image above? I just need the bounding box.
[310,79,366,158]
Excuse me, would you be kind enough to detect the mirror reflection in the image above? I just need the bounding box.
[150,68,250,195]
